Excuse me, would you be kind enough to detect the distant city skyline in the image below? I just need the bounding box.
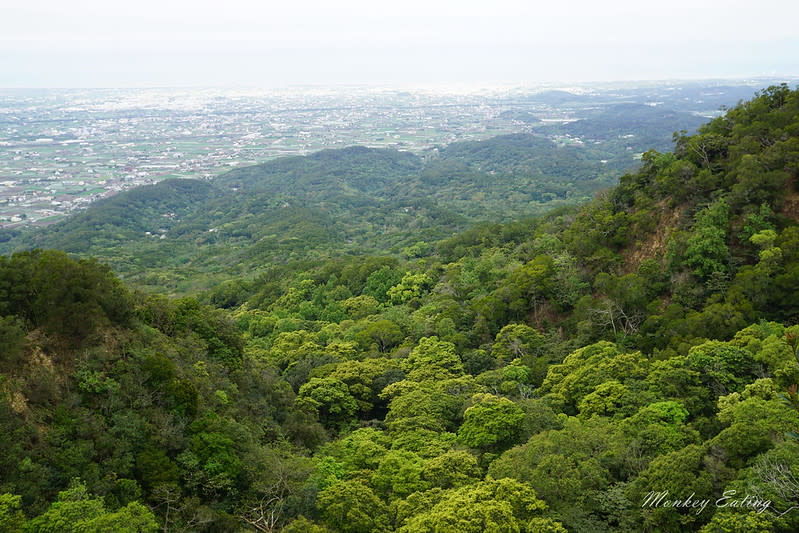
[3,0,799,88]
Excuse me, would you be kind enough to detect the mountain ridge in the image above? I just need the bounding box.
[1,84,799,533]
[1,132,622,291]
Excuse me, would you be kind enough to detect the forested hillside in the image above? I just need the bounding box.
[559,103,706,154]
[1,85,799,532]
[0,133,620,294]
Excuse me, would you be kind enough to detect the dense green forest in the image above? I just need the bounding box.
[2,85,799,532]
[0,133,622,294]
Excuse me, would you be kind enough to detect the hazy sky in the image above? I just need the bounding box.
[2,0,798,87]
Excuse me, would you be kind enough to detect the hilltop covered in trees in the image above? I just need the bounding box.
[1,85,799,531]
[0,131,623,293]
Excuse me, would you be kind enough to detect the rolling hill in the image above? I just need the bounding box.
[1,84,798,533]
[1,133,622,292]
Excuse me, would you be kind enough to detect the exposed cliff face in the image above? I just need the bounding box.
[621,200,684,272]
[781,181,799,222]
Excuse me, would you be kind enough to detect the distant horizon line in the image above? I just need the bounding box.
[2,75,799,92]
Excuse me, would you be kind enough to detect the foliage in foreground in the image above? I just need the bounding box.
[1,85,799,531]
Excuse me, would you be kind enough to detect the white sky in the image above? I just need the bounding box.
[2,0,798,87]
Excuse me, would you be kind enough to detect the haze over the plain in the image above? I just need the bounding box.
[3,0,798,87]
